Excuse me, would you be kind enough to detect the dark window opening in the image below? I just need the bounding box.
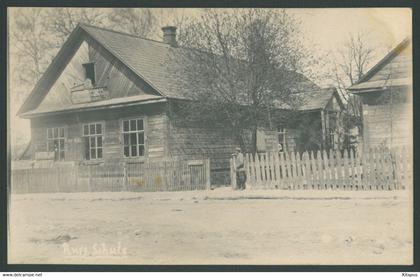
[83,62,95,85]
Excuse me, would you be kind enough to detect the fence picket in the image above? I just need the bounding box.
[265,153,271,189]
[302,152,309,189]
[378,148,385,190]
[295,151,301,189]
[393,148,400,190]
[401,146,408,190]
[255,153,262,187]
[245,154,251,189]
[266,152,272,188]
[328,149,335,190]
[12,158,211,194]
[250,154,256,188]
[372,147,379,190]
[338,151,344,189]
[309,151,316,189]
[13,146,411,194]
[273,152,280,189]
[289,152,295,189]
[360,150,367,190]
[384,149,392,190]
[369,148,376,190]
[279,152,286,189]
[286,152,291,189]
[347,150,352,190]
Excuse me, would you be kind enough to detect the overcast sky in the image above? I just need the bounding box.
[158,8,411,61]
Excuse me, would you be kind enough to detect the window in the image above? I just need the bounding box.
[82,122,103,160]
[277,126,287,152]
[83,62,95,85]
[122,119,145,157]
[47,127,65,161]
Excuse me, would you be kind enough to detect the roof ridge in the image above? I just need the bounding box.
[79,23,171,47]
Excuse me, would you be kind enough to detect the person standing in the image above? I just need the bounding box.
[235,147,246,190]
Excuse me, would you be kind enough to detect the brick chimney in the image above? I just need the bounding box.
[162,26,177,47]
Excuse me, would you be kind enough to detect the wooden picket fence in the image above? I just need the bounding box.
[230,146,411,190]
[11,158,211,194]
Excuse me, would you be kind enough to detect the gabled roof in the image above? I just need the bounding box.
[18,24,177,116]
[80,24,183,99]
[273,87,343,111]
[18,24,319,117]
[298,87,343,111]
[348,38,412,93]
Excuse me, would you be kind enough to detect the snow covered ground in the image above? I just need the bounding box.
[8,187,413,265]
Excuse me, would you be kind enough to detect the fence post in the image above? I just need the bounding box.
[295,152,302,190]
[289,151,295,189]
[394,147,401,190]
[205,158,211,190]
[245,154,252,190]
[255,153,261,187]
[310,151,317,190]
[302,152,309,189]
[260,153,267,188]
[123,166,128,191]
[329,149,335,190]
[369,148,376,190]
[401,146,408,190]
[273,152,280,189]
[360,150,366,190]
[230,157,237,190]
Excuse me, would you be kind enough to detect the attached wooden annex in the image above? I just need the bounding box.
[348,38,412,150]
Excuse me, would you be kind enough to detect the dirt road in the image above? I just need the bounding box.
[8,188,413,265]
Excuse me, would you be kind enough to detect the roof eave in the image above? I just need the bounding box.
[349,84,410,94]
[20,98,167,119]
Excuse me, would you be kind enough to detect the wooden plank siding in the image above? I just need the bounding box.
[166,111,279,185]
[366,45,412,83]
[29,103,168,164]
[167,119,236,185]
[362,102,412,149]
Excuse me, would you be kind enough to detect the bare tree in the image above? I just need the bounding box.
[46,8,108,43]
[330,31,377,151]
[10,8,56,87]
[332,32,376,94]
[171,9,314,153]
[108,8,156,38]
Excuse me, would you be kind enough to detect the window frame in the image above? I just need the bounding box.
[120,117,147,159]
[82,121,105,161]
[46,126,66,161]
